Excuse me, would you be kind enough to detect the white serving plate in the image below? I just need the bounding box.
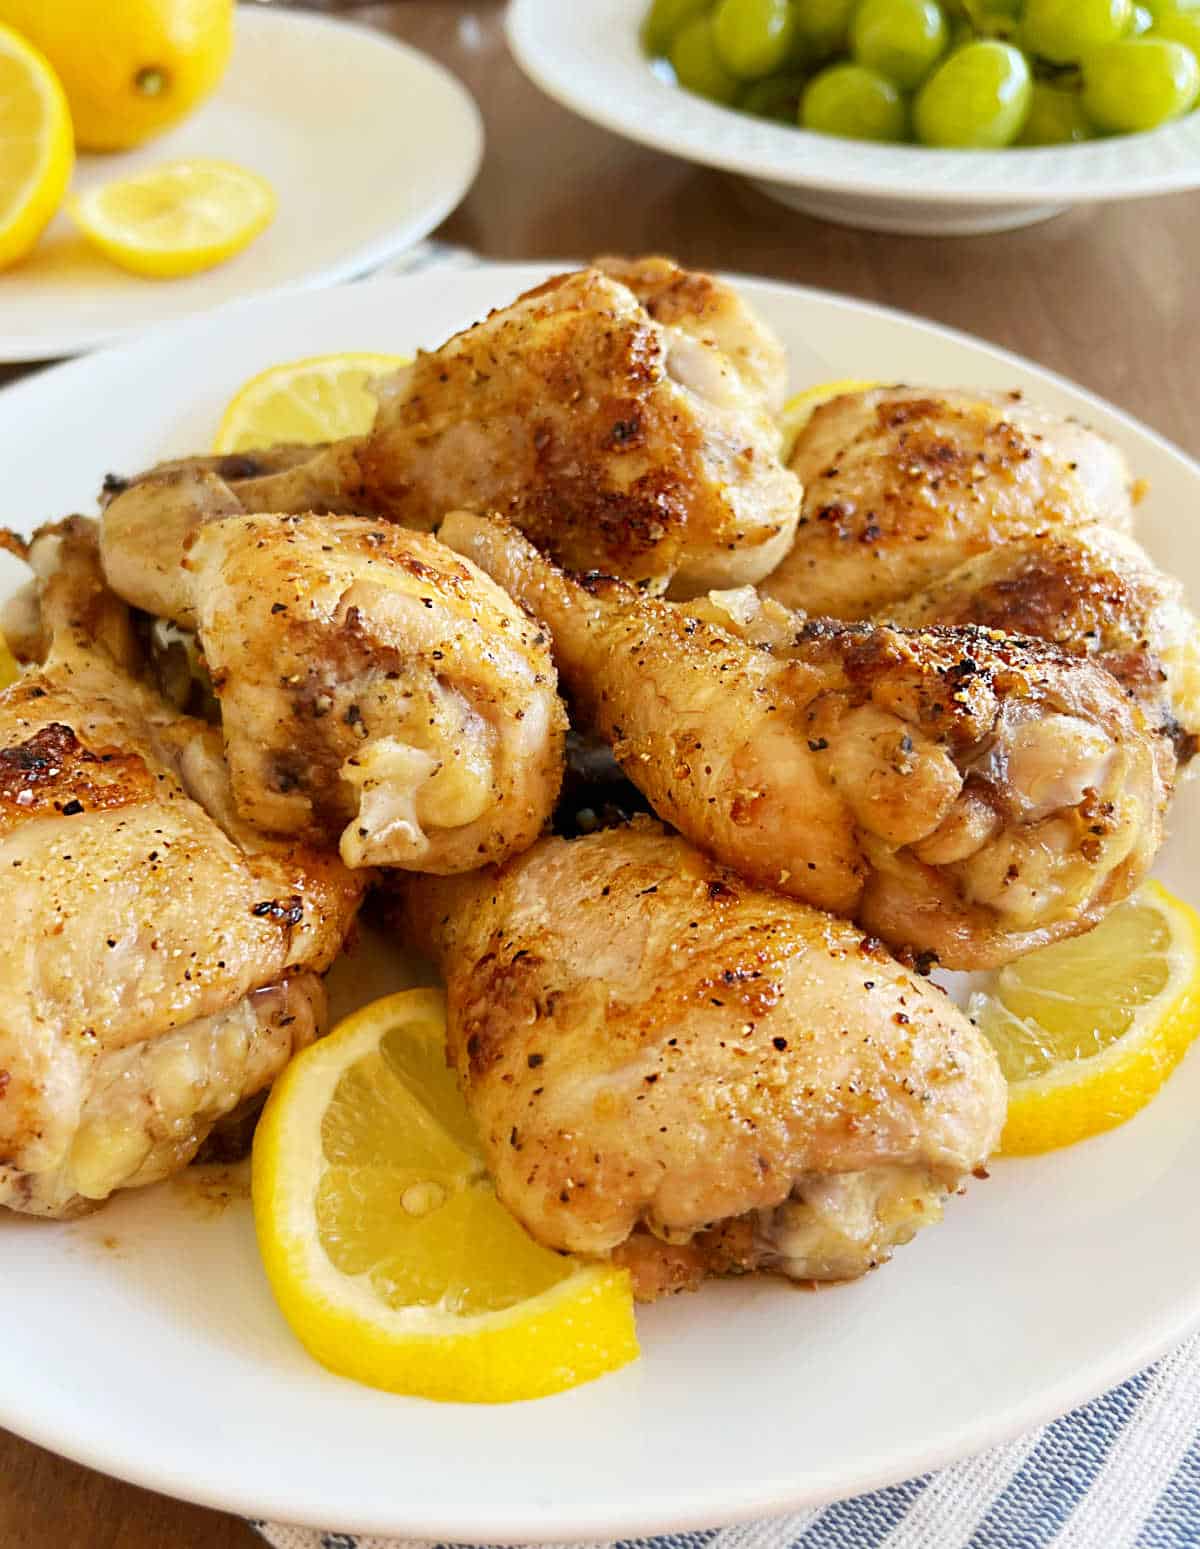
[0,9,482,360]
[508,0,1200,235]
[1,263,1198,1542]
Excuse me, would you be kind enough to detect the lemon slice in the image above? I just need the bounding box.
[67,158,276,279]
[252,989,638,1403]
[969,882,1200,1155]
[781,377,881,458]
[0,22,73,270]
[213,352,409,455]
[0,631,19,689]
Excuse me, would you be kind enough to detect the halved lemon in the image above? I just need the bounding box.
[780,377,881,458]
[969,882,1200,1155]
[0,22,73,270]
[251,989,638,1403]
[67,158,275,279]
[213,352,409,455]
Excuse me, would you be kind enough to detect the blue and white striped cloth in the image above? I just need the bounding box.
[252,241,1200,1549]
[253,1328,1200,1549]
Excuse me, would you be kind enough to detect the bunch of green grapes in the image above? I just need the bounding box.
[642,0,1200,147]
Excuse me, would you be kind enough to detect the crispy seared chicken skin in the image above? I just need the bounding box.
[763,388,1134,618]
[442,511,1170,970]
[0,520,364,1217]
[882,524,1200,773]
[101,259,801,596]
[392,820,1007,1300]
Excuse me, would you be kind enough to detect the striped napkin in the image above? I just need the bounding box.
[253,243,1200,1549]
[250,1328,1200,1549]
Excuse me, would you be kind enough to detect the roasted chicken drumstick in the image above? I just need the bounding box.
[882,524,1200,774]
[763,387,1134,618]
[102,508,566,872]
[100,259,801,596]
[391,820,1007,1300]
[0,520,364,1217]
[442,511,1170,970]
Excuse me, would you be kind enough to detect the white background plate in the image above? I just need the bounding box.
[0,9,482,361]
[508,0,1200,234]
[1,265,1199,1542]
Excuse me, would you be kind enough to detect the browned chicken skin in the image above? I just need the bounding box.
[881,524,1200,772]
[100,260,801,597]
[763,388,1134,618]
[0,520,364,1217]
[392,820,1006,1299]
[441,511,1170,970]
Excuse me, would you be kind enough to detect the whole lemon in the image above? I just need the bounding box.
[0,0,234,152]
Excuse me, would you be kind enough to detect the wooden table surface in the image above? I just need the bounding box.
[2,4,1197,1546]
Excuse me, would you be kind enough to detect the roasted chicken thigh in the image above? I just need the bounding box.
[0,520,363,1217]
[442,511,1169,969]
[391,820,1007,1299]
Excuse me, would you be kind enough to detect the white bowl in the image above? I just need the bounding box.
[508,0,1200,235]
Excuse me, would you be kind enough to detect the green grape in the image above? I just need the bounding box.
[642,0,714,56]
[1082,37,1200,129]
[1150,8,1200,57]
[713,0,797,77]
[966,8,1022,38]
[947,0,1022,38]
[801,62,909,139]
[739,70,809,117]
[1128,4,1156,31]
[1017,82,1094,142]
[669,15,741,101]
[943,0,1021,13]
[1145,0,1200,17]
[914,41,1032,146]
[851,0,949,88]
[1021,0,1133,64]
[790,0,857,59]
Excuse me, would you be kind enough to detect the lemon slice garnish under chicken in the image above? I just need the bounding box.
[969,881,1200,1155]
[251,989,638,1403]
[0,632,19,690]
[213,351,409,454]
[780,377,882,458]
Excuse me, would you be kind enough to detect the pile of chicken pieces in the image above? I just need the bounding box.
[2,258,1195,1302]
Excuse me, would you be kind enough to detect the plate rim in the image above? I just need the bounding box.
[1,261,1199,1540]
[0,9,484,363]
[507,0,1200,208]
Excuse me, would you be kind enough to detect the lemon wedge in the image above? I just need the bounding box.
[780,377,881,458]
[969,881,1200,1155]
[0,22,73,270]
[251,989,638,1403]
[67,158,275,279]
[213,352,409,455]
